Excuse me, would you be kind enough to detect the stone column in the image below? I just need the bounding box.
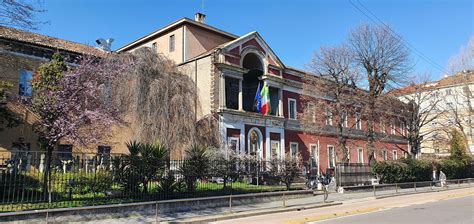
[219,74,226,109]
[278,88,283,117]
[238,79,243,111]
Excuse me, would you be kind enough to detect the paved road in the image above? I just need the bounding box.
[214,187,474,224]
[311,195,474,224]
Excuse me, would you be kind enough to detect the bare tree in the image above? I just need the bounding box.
[302,45,362,163]
[448,36,474,75]
[438,72,473,153]
[0,0,44,30]
[349,24,412,165]
[394,76,445,157]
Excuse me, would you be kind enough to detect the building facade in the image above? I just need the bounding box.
[118,13,409,173]
[0,25,105,158]
[396,71,474,156]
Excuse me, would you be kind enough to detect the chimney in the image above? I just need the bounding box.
[195,12,206,23]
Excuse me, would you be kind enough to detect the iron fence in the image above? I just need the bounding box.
[335,163,374,187]
[0,150,302,213]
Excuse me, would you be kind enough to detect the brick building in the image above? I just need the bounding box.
[118,13,409,173]
[0,25,105,158]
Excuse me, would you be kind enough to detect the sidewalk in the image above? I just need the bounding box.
[84,182,472,223]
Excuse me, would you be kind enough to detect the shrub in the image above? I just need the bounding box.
[440,158,473,179]
[180,145,210,192]
[268,153,303,190]
[372,158,432,183]
[70,172,113,195]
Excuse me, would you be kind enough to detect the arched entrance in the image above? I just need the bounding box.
[247,127,263,159]
[242,53,264,112]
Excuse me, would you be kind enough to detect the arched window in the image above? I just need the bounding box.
[247,128,263,158]
[242,53,264,112]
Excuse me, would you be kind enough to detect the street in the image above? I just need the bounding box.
[213,187,474,224]
[311,195,474,224]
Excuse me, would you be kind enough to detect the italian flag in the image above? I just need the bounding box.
[260,85,271,115]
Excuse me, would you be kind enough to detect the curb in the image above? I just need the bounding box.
[168,202,343,224]
[374,185,473,200]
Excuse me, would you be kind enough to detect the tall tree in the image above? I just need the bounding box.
[447,36,473,75]
[302,45,362,163]
[0,0,44,30]
[349,24,412,165]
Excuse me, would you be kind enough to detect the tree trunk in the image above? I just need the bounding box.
[366,101,376,166]
[42,141,53,202]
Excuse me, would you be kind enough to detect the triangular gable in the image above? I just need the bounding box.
[220,32,285,68]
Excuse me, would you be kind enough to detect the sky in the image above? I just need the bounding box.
[33,0,473,80]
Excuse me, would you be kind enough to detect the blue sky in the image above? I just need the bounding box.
[35,0,472,80]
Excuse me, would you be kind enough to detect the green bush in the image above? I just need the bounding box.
[70,172,113,194]
[440,159,474,179]
[372,158,432,183]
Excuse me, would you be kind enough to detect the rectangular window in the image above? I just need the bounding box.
[169,34,175,52]
[290,142,298,157]
[308,103,316,123]
[400,122,405,136]
[355,113,362,130]
[58,144,73,161]
[342,111,348,127]
[326,109,333,126]
[346,148,351,163]
[310,144,319,169]
[392,150,398,160]
[19,70,33,97]
[227,137,239,154]
[404,152,409,158]
[328,145,335,168]
[225,77,239,110]
[98,146,112,167]
[445,89,451,95]
[382,150,387,161]
[151,42,157,52]
[270,140,280,158]
[380,119,386,133]
[390,120,396,135]
[288,98,297,119]
[358,148,364,164]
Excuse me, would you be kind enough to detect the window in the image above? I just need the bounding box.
[326,109,333,126]
[290,142,298,157]
[382,150,387,161]
[19,70,33,97]
[169,35,175,52]
[404,152,409,158]
[151,42,157,52]
[380,119,386,133]
[328,145,335,168]
[342,111,348,127]
[308,103,316,122]
[358,148,364,164]
[98,146,111,167]
[270,140,280,158]
[445,89,452,95]
[227,137,239,154]
[355,113,362,130]
[400,122,406,136]
[310,144,319,169]
[390,120,396,135]
[288,98,297,119]
[392,150,398,160]
[346,148,351,163]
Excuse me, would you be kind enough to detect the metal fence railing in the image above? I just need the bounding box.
[0,150,303,213]
[342,178,473,197]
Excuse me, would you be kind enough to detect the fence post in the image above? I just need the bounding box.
[458,179,460,187]
[373,185,376,197]
[430,181,432,190]
[414,182,417,192]
[155,201,159,223]
[229,194,233,213]
[282,192,286,207]
[395,183,398,194]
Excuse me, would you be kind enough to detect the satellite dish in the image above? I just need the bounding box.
[96,38,114,51]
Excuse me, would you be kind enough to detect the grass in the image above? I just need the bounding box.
[0,181,304,213]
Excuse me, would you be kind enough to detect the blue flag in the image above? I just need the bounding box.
[254,82,262,113]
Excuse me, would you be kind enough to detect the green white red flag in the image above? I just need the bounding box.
[260,84,271,115]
